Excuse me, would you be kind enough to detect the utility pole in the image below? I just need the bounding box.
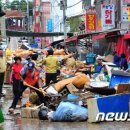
[27,0,29,32]
[60,0,67,42]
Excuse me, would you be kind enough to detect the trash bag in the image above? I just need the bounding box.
[38,107,48,120]
[67,94,81,105]
[52,102,88,121]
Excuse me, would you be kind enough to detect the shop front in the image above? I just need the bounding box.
[116,33,130,60]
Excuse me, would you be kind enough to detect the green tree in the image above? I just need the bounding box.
[10,0,33,16]
[0,0,2,7]
[68,16,82,32]
[20,0,27,11]
[11,0,20,10]
[20,0,33,16]
[29,1,33,16]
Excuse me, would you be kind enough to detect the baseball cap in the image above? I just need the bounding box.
[27,62,35,70]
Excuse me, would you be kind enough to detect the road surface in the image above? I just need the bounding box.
[0,85,129,130]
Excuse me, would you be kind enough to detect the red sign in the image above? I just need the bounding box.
[86,13,96,32]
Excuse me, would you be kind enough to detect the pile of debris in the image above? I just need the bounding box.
[5,47,130,123]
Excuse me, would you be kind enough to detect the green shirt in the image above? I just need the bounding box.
[43,55,60,73]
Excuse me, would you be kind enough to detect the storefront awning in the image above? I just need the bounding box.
[65,37,77,42]
[92,33,106,41]
[124,33,130,39]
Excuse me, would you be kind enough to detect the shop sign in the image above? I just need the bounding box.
[122,6,130,22]
[47,19,53,32]
[101,4,115,30]
[86,13,96,32]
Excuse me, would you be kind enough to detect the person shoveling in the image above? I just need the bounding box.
[8,62,48,113]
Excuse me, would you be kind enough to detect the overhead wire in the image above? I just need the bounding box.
[67,0,82,8]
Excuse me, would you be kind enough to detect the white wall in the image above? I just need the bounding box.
[51,0,83,33]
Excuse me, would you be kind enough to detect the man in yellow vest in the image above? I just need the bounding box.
[43,49,60,86]
[0,49,6,97]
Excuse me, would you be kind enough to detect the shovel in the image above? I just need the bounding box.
[24,82,47,95]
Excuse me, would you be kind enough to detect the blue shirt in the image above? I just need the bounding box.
[113,55,121,67]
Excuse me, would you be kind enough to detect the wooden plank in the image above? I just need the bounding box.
[66,83,79,94]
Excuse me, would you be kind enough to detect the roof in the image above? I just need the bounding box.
[77,28,126,39]
[5,10,25,18]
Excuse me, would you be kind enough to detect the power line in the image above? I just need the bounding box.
[54,0,59,5]
[67,11,84,18]
[67,0,82,8]
[53,18,63,31]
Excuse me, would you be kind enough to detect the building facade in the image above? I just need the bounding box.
[92,0,130,59]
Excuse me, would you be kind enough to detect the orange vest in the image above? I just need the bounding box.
[24,69,39,86]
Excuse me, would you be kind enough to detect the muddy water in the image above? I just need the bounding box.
[1,86,129,130]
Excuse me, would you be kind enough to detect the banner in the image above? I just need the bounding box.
[101,4,115,30]
[47,19,53,32]
[122,6,130,22]
[86,13,96,32]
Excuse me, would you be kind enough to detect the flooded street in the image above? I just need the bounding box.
[0,85,129,130]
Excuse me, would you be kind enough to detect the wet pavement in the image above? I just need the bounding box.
[0,85,129,130]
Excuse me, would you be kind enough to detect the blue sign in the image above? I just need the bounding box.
[47,19,53,32]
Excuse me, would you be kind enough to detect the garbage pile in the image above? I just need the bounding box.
[5,47,130,122]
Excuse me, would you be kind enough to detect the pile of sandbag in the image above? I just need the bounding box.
[66,57,76,67]
[76,60,85,68]
[72,73,90,89]
[61,67,74,75]
[54,49,65,55]
[14,49,33,58]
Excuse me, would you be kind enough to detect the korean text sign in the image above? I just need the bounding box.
[86,13,96,32]
[101,4,115,30]
[122,7,130,22]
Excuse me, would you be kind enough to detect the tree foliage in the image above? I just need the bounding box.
[68,16,82,32]
[10,0,33,16]
[20,0,27,11]
[10,0,20,10]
